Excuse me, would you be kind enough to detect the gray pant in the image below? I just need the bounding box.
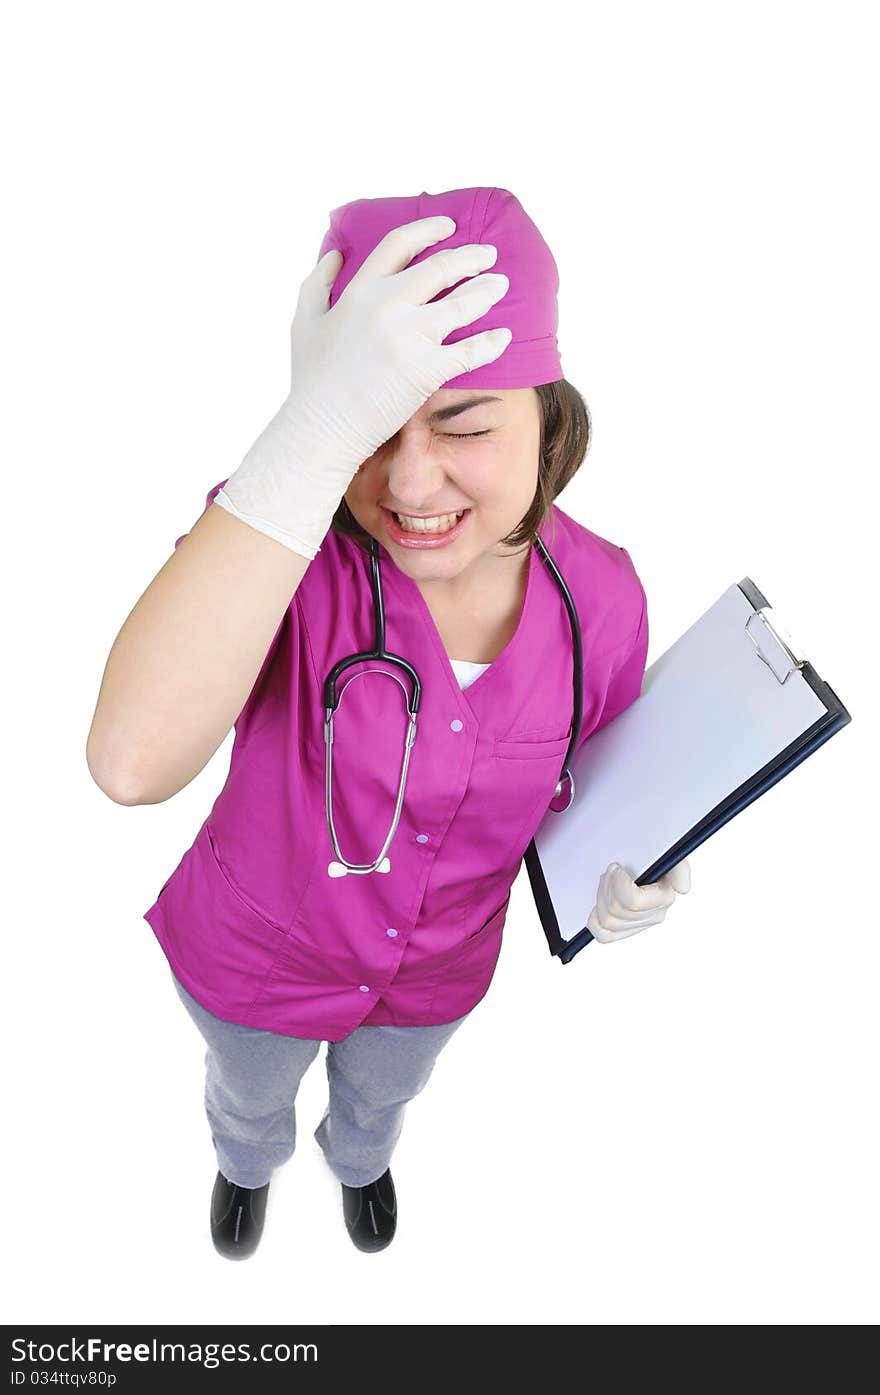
[170,968,470,1189]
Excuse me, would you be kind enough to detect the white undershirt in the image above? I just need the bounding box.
[449,658,491,691]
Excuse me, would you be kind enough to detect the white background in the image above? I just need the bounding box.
[3,0,876,1327]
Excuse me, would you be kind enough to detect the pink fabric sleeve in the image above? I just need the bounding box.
[591,570,649,738]
[174,478,229,550]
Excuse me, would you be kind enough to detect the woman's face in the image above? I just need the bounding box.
[343,387,542,588]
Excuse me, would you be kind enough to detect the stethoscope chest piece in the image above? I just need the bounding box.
[328,856,391,878]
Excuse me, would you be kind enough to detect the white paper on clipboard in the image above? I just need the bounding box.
[531,582,828,949]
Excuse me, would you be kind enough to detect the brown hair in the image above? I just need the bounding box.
[329,379,592,553]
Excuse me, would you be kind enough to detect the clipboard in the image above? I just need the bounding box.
[523,577,852,963]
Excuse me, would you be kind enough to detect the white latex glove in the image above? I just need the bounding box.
[586,859,692,943]
[215,215,512,558]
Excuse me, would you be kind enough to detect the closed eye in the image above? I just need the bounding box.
[443,430,491,439]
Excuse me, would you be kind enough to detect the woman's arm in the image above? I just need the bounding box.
[88,219,511,807]
[86,501,310,805]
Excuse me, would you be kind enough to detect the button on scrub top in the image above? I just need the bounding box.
[144,482,649,1041]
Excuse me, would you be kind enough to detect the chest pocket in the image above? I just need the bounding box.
[493,730,570,761]
[488,730,570,852]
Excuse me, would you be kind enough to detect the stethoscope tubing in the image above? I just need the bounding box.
[324,533,583,875]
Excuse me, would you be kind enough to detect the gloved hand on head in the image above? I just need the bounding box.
[215,215,511,559]
[586,859,692,943]
[215,186,563,561]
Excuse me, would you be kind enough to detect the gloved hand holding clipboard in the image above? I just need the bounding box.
[524,577,851,962]
[586,857,692,944]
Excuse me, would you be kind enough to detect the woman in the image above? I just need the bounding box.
[87,187,690,1260]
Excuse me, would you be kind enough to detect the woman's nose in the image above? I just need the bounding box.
[384,441,449,510]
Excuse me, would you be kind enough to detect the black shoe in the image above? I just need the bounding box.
[210,1171,270,1260]
[341,1167,397,1252]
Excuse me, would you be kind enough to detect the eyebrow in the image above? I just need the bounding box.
[425,395,504,424]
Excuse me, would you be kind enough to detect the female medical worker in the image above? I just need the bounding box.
[95,187,690,1260]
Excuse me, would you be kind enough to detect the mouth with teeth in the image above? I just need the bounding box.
[395,510,464,532]
[381,506,471,547]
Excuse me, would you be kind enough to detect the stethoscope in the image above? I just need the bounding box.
[324,533,583,877]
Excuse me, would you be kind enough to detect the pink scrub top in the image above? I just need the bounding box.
[143,482,649,1041]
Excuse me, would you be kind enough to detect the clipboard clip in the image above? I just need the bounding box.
[746,607,807,685]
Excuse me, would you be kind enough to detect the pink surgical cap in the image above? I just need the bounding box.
[315,186,563,390]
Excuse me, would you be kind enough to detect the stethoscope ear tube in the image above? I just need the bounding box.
[323,538,422,714]
[532,536,584,809]
[550,768,576,813]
